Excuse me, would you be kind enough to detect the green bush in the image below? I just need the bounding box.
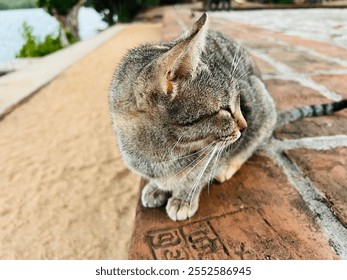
[36,0,79,15]
[116,0,160,23]
[87,0,161,24]
[0,0,36,10]
[16,22,64,58]
[0,2,9,9]
[272,0,293,3]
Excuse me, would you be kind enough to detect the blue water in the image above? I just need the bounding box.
[0,7,108,63]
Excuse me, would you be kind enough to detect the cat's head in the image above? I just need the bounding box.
[110,13,247,160]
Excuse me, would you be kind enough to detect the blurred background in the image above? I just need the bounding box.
[1,0,346,75]
[1,0,346,260]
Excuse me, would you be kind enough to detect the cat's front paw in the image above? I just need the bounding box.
[166,197,199,221]
[141,182,169,208]
[214,162,241,183]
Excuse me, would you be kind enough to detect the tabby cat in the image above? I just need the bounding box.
[109,13,347,221]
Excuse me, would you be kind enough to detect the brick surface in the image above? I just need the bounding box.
[162,12,281,77]
[274,34,347,61]
[264,79,347,139]
[285,148,347,227]
[275,111,347,140]
[211,17,347,61]
[128,155,337,260]
[162,9,181,41]
[251,55,278,75]
[242,38,284,51]
[266,49,346,73]
[211,19,265,42]
[311,74,347,99]
[128,7,347,260]
[265,79,329,110]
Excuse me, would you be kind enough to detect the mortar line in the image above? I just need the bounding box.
[307,69,347,76]
[212,14,347,51]
[265,146,347,259]
[212,15,347,66]
[269,135,347,151]
[174,11,188,31]
[285,44,347,68]
[251,49,342,101]
[262,36,347,67]
[264,69,347,79]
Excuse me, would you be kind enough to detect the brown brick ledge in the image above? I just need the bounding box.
[128,7,347,260]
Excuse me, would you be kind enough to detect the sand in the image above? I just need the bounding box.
[0,24,162,259]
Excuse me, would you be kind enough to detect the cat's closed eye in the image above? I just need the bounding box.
[175,110,220,126]
[221,105,234,118]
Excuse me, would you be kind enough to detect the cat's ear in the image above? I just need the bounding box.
[159,13,208,95]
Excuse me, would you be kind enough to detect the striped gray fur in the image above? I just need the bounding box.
[109,14,346,221]
[277,99,347,127]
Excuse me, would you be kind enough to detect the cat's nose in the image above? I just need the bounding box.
[239,127,247,133]
[233,106,247,133]
[237,117,248,133]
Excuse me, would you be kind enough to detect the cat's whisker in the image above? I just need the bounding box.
[230,36,245,77]
[145,184,163,202]
[177,141,218,183]
[207,141,227,195]
[230,65,252,94]
[169,135,184,153]
[178,142,218,202]
[162,135,185,162]
[230,38,243,70]
[178,139,216,160]
[175,144,218,216]
[231,54,246,82]
[234,70,252,85]
[176,141,217,176]
[187,143,219,214]
[208,140,227,189]
[186,135,195,156]
[230,52,249,87]
[159,140,216,164]
[158,141,218,190]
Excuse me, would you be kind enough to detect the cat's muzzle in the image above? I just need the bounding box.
[220,129,242,143]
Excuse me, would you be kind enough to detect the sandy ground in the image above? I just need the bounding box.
[0,24,162,259]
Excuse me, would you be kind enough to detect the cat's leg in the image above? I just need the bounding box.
[214,133,275,183]
[141,181,170,208]
[166,188,201,221]
[214,151,251,183]
[165,178,204,221]
[214,125,273,183]
[215,77,277,183]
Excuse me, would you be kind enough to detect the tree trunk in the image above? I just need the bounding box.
[51,0,85,45]
[66,0,85,40]
[59,25,69,46]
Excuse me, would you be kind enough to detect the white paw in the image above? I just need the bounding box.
[141,183,169,208]
[214,163,240,183]
[166,197,199,221]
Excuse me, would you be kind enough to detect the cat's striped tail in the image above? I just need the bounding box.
[276,99,347,127]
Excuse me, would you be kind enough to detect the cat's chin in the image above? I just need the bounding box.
[219,130,242,144]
